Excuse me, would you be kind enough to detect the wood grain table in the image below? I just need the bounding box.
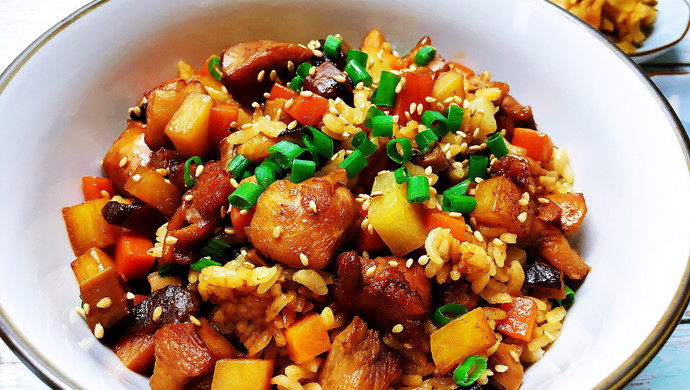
[0,0,688,388]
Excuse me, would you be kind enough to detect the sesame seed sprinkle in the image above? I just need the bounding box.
[225,227,235,235]
[239,209,249,215]
[257,70,265,82]
[189,315,202,326]
[370,191,383,197]
[388,260,399,267]
[365,265,377,277]
[241,122,253,130]
[118,156,128,168]
[392,324,404,333]
[538,197,550,204]
[309,200,318,213]
[75,306,86,317]
[406,258,414,268]
[165,235,178,245]
[96,297,112,309]
[418,255,430,266]
[83,303,90,315]
[272,226,282,238]
[94,323,104,339]
[495,364,509,373]
[131,174,142,182]
[367,224,374,234]
[510,350,520,363]
[230,178,239,188]
[100,190,110,199]
[474,230,484,242]
[448,212,463,218]
[287,61,295,72]
[517,212,528,223]
[333,75,346,83]
[269,69,277,82]
[299,253,309,266]
[126,292,135,300]
[312,49,323,58]
[300,90,314,97]
[152,306,163,321]
[287,120,298,129]
[263,92,271,99]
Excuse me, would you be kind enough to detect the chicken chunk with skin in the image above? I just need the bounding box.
[248,168,357,269]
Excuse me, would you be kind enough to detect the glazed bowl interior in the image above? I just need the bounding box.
[1,0,689,389]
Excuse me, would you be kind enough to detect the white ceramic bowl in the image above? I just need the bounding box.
[1,0,689,389]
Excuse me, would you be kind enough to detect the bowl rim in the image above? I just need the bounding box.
[1,1,689,389]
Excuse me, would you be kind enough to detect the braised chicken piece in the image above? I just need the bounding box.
[102,121,152,193]
[487,343,524,390]
[220,40,313,105]
[403,36,450,75]
[439,280,480,310]
[544,193,587,236]
[319,317,402,390]
[334,251,431,342]
[162,161,234,265]
[496,94,537,139]
[490,155,537,193]
[248,168,358,269]
[526,218,590,280]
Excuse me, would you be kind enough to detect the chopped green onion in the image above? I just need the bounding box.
[346,49,368,67]
[407,175,430,204]
[386,138,412,164]
[268,140,304,170]
[556,285,575,308]
[372,114,394,137]
[227,154,251,179]
[207,55,222,81]
[338,150,368,179]
[371,71,401,107]
[442,193,477,213]
[296,62,313,78]
[302,126,334,159]
[324,35,342,58]
[261,156,285,176]
[468,155,489,182]
[421,110,449,137]
[444,179,470,196]
[255,164,277,189]
[414,45,437,66]
[289,75,304,92]
[414,129,438,153]
[486,132,509,158]
[351,131,377,157]
[453,356,488,387]
[191,257,221,272]
[344,60,373,87]
[431,302,468,327]
[290,159,316,183]
[184,156,202,187]
[394,166,411,184]
[440,106,464,133]
[365,106,385,129]
[228,182,264,209]
[158,264,177,277]
[199,239,230,261]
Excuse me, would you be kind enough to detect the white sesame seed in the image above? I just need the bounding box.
[342,131,351,137]
[287,120,298,130]
[361,199,371,211]
[448,212,463,218]
[367,224,374,234]
[388,260,399,267]
[544,330,555,342]
[474,230,484,242]
[96,297,112,309]
[287,61,295,72]
[395,82,403,94]
[361,218,370,231]
[418,255,430,266]
[272,226,282,238]
[83,303,90,315]
[225,227,235,235]
[131,174,141,182]
[510,350,520,363]
[241,122,253,130]
[333,74,346,83]
[230,178,239,188]
[118,156,128,168]
[152,306,163,321]
[189,315,202,326]
[424,166,433,176]
[165,235,178,245]
[312,49,323,58]
[299,253,309,266]
[184,194,193,202]
[370,191,383,197]
[195,165,204,178]
[517,212,528,223]
[269,69,277,82]
[257,70,265,82]
[284,98,295,110]
[300,90,314,97]
[126,292,135,300]
[75,306,86,317]
[392,324,404,333]
[495,364,509,373]
[409,102,416,113]
[94,323,104,339]
[406,258,414,268]
[417,103,423,115]
[100,190,110,199]
[538,197,550,204]
[365,265,377,277]
[425,96,437,103]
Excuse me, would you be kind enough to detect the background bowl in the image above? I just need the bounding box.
[630,0,690,63]
[0,0,689,389]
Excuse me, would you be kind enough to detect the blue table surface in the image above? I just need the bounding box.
[0,2,689,390]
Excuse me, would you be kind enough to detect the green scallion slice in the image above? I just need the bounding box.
[440,105,464,133]
[407,175,430,204]
[444,179,470,196]
[255,163,277,189]
[486,132,509,158]
[421,110,449,137]
[261,157,285,176]
[414,45,437,66]
[227,154,251,179]
[351,131,377,158]
[344,60,373,87]
[431,302,468,327]
[190,257,221,272]
[289,75,304,92]
[414,129,438,153]
[302,126,334,159]
[296,62,313,78]
[338,150,368,179]
[364,106,385,129]
[557,285,575,308]
[268,140,304,170]
[372,114,394,137]
[386,138,412,164]
[371,71,401,107]
[442,193,477,213]
[228,182,264,209]
[207,55,222,81]
[453,356,488,387]
[290,159,316,183]
[184,156,202,187]
[346,49,368,67]
[468,155,489,182]
[324,35,342,58]
[394,166,411,184]
[199,239,230,261]
[158,264,177,277]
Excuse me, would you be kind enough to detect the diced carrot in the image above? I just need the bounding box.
[511,128,554,164]
[355,204,386,251]
[448,61,475,77]
[284,313,331,364]
[496,297,538,342]
[82,176,118,201]
[208,102,240,146]
[269,83,298,100]
[113,330,157,374]
[426,210,468,242]
[393,72,434,122]
[285,94,329,126]
[199,55,215,77]
[114,232,157,280]
[231,206,254,239]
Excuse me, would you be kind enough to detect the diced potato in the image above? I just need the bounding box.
[284,313,331,364]
[146,89,187,149]
[470,177,531,238]
[368,172,427,256]
[71,247,131,331]
[124,166,181,217]
[432,69,465,103]
[165,92,213,157]
[102,122,152,192]
[113,330,156,374]
[430,307,497,375]
[211,359,274,390]
[63,198,120,256]
[360,29,403,82]
[193,75,231,103]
